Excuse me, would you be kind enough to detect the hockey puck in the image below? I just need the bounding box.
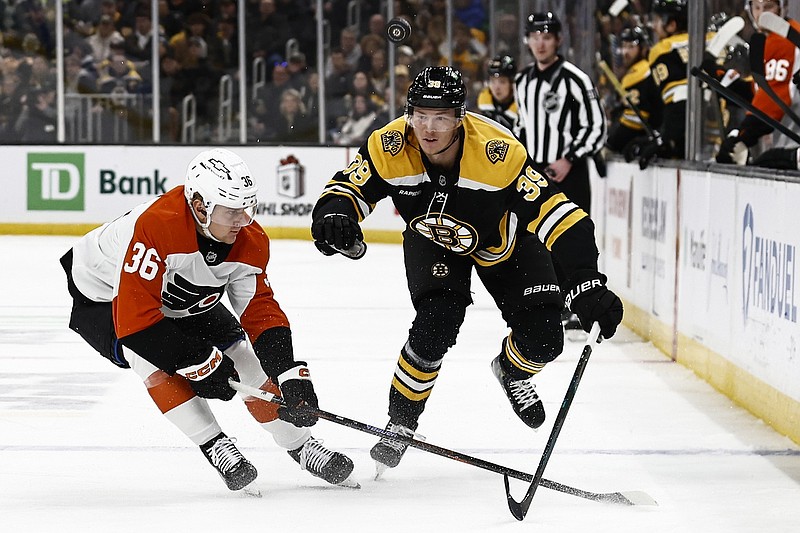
[386,17,411,44]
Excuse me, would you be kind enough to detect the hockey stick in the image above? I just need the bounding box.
[707,16,745,57]
[597,54,661,143]
[504,322,601,521]
[228,379,655,506]
[758,12,800,49]
[690,67,800,145]
[749,31,800,129]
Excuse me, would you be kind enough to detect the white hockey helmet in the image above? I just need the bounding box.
[184,148,258,234]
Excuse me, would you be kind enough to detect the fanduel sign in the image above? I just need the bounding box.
[742,204,797,323]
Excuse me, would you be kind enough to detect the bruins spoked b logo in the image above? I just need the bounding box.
[431,262,450,278]
[381,130,404,156]
[411,213,478,255]
[486,139,509,164]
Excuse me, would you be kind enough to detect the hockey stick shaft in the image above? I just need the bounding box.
[228,378,645,505]
[597,55,661,142]
[690,67,800,145]
[504,322,601,521]
[749,32,800,129]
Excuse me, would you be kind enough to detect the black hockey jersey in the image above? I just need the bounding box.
[313,113,599,274]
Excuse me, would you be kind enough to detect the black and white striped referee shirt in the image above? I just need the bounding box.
[514,56,606,165]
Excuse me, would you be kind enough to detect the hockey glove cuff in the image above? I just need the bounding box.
[176,347,238,401]
[311,213,366,259]
[277,362,319,427]
[564,270,624,339]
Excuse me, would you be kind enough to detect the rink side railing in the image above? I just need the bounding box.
[2,145,798,445]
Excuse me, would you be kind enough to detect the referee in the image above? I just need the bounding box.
[514,11,606,333]
[514,12,606,216]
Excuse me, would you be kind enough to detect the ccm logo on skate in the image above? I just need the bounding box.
[564,279,602,308]
[299,367,310,378]
[180,350,223,380]
[523,284,560,296]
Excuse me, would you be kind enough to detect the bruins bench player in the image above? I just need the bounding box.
[311,66,623,475]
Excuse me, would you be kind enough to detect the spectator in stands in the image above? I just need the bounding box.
[124,5,154,65]
[414,36,442,74]
[13,0,53,58]
[366,48,388,97]
[455,0,487,31]
[349,70,383,108]
[494,12,522,65]
[97,39,142,95]
[18,83,56,142]
[334,93,378,146]
[324,47,353,130]
[274,0,316,63]
[360,13,387,57]
[325,27,361,77]
[159,45,190,142]
[271,88,316,142]
[182,35,220,140]
[0,61,28,142]
[286,52,310,94]
[170,12,212,67]
[249,0,290,68]
[86,14,124,64]
[208,14,238,75]
[444,21,487,83]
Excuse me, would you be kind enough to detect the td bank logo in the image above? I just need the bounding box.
[28,153,85,211]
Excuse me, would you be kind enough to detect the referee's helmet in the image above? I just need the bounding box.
[526,12,561,36]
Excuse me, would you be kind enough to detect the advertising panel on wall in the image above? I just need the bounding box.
[1,146,406,234]
[734,178,800,401]
[599,162,634,298]
[677,169,736,356]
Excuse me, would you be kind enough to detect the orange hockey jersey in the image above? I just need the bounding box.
[752,19,800,129]
[70,186,289,370]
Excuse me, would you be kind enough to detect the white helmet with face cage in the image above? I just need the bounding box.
[745,0,785,29]
[184,148,258,238]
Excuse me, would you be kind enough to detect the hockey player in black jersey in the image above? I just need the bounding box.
[623,0,689,168]
[476,55,518,131]
[606,26,662,153]
[310,66,623,474]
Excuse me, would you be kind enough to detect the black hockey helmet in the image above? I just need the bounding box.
[652,0,687,15]
[619,26,651,46]
[406,66,466,117]
[526,12,561,36]
[488,55,516,79]
[707,11,731,32]
[652,0,688,31]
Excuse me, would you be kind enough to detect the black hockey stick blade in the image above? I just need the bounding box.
[748,32,800,129]
[228,379,656,507]
[759,12,800,49]
[504,323,602,521]
[690,67,800,145]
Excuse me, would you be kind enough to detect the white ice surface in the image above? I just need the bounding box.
[1,236,799,532]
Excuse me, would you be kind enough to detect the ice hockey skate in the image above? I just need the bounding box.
[289,437,360,489]
[200,432,260,495]
[491,355,546,429]
[370,421,416,479]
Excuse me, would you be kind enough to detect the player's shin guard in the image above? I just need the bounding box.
[371,343,440,468]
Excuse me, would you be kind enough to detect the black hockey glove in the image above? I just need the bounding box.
[752,147,800,170]
[564,270,624,339]
[715,134,746,165]
[276,362,319,427]
[176,347,238,400]
[621,135,648,163]
[311,213,366,259]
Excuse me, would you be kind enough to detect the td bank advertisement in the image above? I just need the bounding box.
[3,146,402,231]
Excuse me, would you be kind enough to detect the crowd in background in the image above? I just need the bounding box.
[0,0,771,159]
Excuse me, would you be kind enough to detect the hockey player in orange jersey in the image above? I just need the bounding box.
[716,0,800,166]
[60,148,357,493]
